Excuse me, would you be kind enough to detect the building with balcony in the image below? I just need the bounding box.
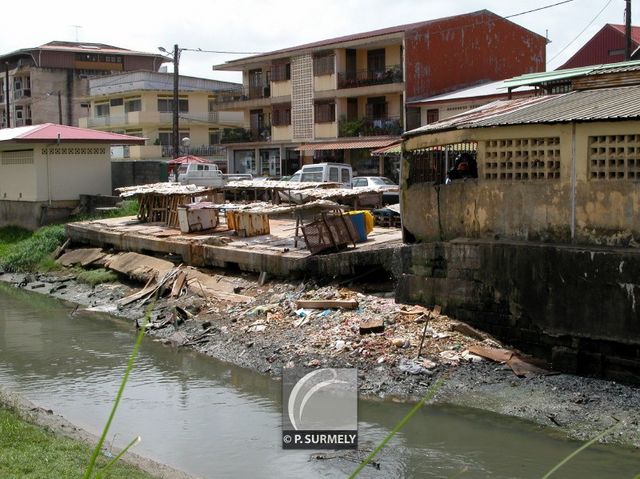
[0,41,167,129]
[212,9,546,177]
[77,71,243,164]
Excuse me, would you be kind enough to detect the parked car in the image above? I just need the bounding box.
[177,162,224,187]
[299,162,353,187]
[352,176,399,204]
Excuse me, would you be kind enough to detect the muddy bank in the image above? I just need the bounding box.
[0,387,195,479]
[1,269,639,450]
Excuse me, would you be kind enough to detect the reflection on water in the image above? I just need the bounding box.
[0,283,637,478]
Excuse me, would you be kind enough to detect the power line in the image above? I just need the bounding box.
[181,48,265,55]
[505,0,575,19]
[548,0,615,64]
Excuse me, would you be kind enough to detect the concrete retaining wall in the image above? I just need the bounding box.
[111,161,168,193]
[0,200,77,230]
[396,240,640,382]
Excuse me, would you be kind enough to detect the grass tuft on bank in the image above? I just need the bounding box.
[75,268,118,286]
[0,407,153,479]
[0,200,139,273]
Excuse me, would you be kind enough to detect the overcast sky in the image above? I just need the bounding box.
[2,0,634,83]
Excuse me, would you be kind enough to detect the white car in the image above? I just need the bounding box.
[352,176,399,204]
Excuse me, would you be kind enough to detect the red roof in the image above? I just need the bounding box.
[609,24,640,43]
[296,138,398,151]
[0,124,146,144]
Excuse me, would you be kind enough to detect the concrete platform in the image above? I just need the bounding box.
[66,215,403,277]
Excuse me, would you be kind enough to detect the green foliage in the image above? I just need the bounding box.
[339,117,365,137]
[75,268,118,286]
[0,226,32,258]
[0,224,66,273]
[0,408,153,479]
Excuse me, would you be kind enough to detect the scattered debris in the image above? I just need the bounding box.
[359,318,385,334]
[295,299,359,310]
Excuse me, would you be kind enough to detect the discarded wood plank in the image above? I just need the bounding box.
[57,248,105,267]
[106,252,175,283]
[118,275,158,306]
[506,356,549,378]
[52,238,71,260]
[171,271,187,298]
[359,318,385,334]
[295,299,359,310]
[451,321,488,341]
[467,345,514,363]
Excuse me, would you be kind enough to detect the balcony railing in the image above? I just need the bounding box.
[14,89,31,99]
[82,111,244,128]
[337,65,403,89]
[220,126,272,144]
[161,145,227,158]
[338,116,402,137]
[213,85,271,104]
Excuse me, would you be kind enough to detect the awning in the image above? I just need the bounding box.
[296,138,398,151]
[371,141,401,156]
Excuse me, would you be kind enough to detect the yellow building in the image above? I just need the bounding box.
[402,83,640,246]
[78,71,243,164]
[211,10,546,178]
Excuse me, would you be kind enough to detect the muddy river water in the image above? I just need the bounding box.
[0,284,637,478]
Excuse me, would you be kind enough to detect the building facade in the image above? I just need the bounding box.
[0,124,144,229]
[0,41,166,129]
[211,10,546,178]
[77,71,243,163]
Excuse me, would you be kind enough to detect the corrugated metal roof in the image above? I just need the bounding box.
[609,24,640,43]
[404,96,553,137]
[296,138,398,151]
[371,142,402,155]
[404,85,640,138]
[0,124,146,144]
[504,59,640,89]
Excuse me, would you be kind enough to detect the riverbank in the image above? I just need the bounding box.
[1,268,639,452]
[0,387,194,479]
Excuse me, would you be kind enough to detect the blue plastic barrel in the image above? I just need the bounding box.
[349,213,367,242]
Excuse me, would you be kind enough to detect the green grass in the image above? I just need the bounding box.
[75,268,118,286]
[0,407,154,479]
[0,224,66,273]
[0,199,139,274]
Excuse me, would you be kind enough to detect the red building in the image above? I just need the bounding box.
[559,24,640,69]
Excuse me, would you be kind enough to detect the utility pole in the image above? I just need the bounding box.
[626,0,632,60]
[57,91,63,125]
[172,44,180,159]
[5,62,10,128]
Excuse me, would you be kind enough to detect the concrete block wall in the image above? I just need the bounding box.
[111,161,168,192]
[396,240,640,382]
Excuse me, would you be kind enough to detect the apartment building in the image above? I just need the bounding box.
[78,71,243,162]
[0,41,166,129]
[212,10,546,177]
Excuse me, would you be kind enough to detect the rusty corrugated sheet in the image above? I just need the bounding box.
[296,138,397,151]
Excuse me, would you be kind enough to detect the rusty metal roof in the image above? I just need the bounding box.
[404,85,640,138]
[472,85,640,127]
[296,138,398,151]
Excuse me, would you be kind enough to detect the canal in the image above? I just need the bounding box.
[0,283,637,478]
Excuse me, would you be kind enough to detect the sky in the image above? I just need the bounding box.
[1,0,635,83]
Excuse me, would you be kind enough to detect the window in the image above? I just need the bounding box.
[341,168,351,184]
[157,97,188,113]
[314,52,335,76]
[209,129,221,145]
[366,97,387,119]
[158,130,189,146]
[271,62,291,82]
[329,167,339,182]
[272,104,291,126]
[95,103,110,117]
[315,102,335,123]
[110,98,123,107]
[125,98,141,113]
[367,49,386,73]
[426,109,439,124]
[352,178,366,187]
